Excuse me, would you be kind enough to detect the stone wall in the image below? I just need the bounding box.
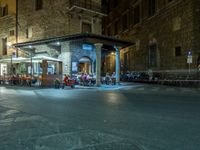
[70,41,96,74]
[0,0,16,58]
[18,0,102,43]
[130,0,194,71]
[193,0,200,62]
[103,0,198,72]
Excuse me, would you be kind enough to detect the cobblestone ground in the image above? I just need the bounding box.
[0,105,140,150]
[0,84,200,150]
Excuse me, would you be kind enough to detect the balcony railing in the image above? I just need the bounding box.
[68,0,106,14]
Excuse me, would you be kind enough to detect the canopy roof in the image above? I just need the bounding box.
[29,56,62,62]
[13,33,134,48]
[0,56,61,64]
[0,57,27,64]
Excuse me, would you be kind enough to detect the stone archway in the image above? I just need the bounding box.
[78,56,92,74]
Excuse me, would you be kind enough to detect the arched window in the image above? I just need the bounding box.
[0,5,8,17]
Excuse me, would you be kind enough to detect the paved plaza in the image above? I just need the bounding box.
[0,84,200,150]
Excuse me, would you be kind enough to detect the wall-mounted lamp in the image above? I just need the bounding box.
[7,42,12,47]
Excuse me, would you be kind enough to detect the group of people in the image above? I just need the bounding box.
[78,73,96,86]
[54,71,118,89]
[103,72,116,85]
[0,74,37,86]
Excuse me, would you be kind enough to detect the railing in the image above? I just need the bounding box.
[68,0,106,14]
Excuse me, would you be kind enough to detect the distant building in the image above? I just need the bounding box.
[102,0,200,73]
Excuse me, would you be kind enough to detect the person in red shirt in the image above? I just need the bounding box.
[62,74,69,89]
[63,74,69,84]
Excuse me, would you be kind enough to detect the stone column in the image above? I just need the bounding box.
[60,42,71,76]
[92,62,95,74]
[114,46,121,85]
[95,43,103,87]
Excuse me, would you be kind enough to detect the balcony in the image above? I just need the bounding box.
[68,0,107,17]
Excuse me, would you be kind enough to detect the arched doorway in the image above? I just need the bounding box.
[78,56,92,74]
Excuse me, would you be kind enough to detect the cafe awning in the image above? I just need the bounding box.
[26,56,62,63]
[0,57,27,64]
[0,56,61,64]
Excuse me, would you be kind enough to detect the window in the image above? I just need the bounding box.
[134,5,140,25]
[113,0,119,7]
[102,0,108,13]
[122,13,128,30]
[9,30,15,37]
[124,51,131,71]
[84,0,92,9]
[175,46,181,57]
[2,38,7,55]
[107,26,111,35]
[149,44,157,67]
[114,21,118,35]
[82,22,92,33]
[0,5,8,17]
[35,0,43,10]
[149,0,156,16]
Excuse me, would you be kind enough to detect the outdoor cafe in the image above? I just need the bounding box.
[0,56,62,87]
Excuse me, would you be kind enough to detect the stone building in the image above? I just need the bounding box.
[0,0,16,75]
[102,0,200,74]
[17,0,103,42]
[14,0,108,76]
[9,0,132,86]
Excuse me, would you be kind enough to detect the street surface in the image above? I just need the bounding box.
[0,84,200,150]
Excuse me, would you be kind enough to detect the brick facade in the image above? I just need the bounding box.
[102,0,199,72]
[16,0,103,75]
[17,0,102,43]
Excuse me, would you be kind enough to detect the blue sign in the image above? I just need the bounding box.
[82,44,93,51]
[188,50,192,56]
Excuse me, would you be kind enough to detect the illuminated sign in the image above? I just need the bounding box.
[82,44,93,51]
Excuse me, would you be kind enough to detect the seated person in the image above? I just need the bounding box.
[81,73,88,86]
[31,76,37,84]
[62,74,69,89]
[105,72,111,85]
[54,78,60,89]
[111,72,116,85]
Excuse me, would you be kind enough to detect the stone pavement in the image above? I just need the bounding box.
[0,84,200,150]
[73,82,143,91]
[0,105,142,150]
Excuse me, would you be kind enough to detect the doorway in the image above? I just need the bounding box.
[78,56,92,74]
